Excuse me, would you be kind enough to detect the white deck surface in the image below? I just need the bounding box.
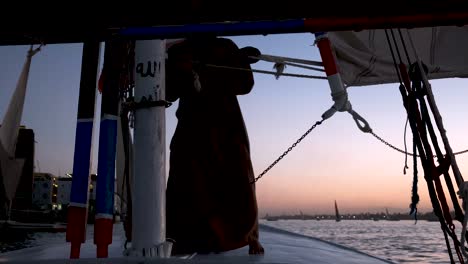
[0,224,394,263]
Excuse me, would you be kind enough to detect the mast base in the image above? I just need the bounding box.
[124,241,173,258]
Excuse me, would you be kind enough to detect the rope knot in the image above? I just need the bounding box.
[331,90,351,112]
[273,62,286,79]
[348,109,372,133]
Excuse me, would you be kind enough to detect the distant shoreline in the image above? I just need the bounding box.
[263,211,443,221]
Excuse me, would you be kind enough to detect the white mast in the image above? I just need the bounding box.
[129,39,172,257]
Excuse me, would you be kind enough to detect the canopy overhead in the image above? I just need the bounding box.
[328,26,468,87]
[1,0,468,45]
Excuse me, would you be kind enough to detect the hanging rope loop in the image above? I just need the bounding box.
[348,109,372,133]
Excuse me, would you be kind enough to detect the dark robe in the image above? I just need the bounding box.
[166,37,260,255]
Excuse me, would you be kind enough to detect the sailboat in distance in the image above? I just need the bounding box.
[335,200,341,222]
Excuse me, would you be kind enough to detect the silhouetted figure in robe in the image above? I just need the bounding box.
[165,36,264,255]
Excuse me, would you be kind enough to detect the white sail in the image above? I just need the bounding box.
[0,145,24,205]
[0,47,40,204]
[328,25,468,87]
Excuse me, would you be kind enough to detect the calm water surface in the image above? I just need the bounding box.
[261,219,463,263]
[0,220,465,263]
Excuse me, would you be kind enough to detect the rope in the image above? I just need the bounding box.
[414,73,465,223]
[253,54,324,67]
[273,63,286,79]
[398,27,411,175]
[406,29,465,187]
[269,61,325,72]
[348,108,372,133]
[384,30,404,85]
[397,29,412,66]
[203,63,327,80]
[406,30,468,262]
[403,117,410,174]
[390,28,464,264]
[390,30,404,68]
[409,137,419,222]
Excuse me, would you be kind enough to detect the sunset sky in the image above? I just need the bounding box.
[1,32,468,216]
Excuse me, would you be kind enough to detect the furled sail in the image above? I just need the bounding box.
[115,102,134,216]
[328,26,468,87]
[0,46,40,212]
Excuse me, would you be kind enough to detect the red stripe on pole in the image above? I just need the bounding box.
[304,12,468,32]
[66,206,88,258]
[316,37,338,76]
[94,218,114,258]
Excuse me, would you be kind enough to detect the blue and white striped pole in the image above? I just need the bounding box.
[66,41,101,259]
[94,40,122,258]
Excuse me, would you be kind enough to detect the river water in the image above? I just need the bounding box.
[261,219,464,263]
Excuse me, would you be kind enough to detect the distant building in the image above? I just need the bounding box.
[56,177,72,210]
[11,126,35,210]
[54,173,97,214]
[32,172,56,210]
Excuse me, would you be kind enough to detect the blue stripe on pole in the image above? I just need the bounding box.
[120,19,305,38]
[70,120,94,204]
[95,118,118,215]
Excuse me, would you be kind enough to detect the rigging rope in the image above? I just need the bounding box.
[405,30,468,261]
[204,58,468,158]
[270,61,325,72]
[203,63,327,80]
[384,28,465,264]
[252,54,324,67]
[403,117,410,174]
[406,29,465,187]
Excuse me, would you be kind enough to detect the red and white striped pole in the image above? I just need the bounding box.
[314,32,350,120]
[314,32,372,133]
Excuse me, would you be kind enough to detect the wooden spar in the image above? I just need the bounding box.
[120,13,468,40]
[1,2,468,45]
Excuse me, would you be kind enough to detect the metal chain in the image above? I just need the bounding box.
[250,119,467,184]
[371,131,468,157]
[370,131,423,157]
[251,119,324,184]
